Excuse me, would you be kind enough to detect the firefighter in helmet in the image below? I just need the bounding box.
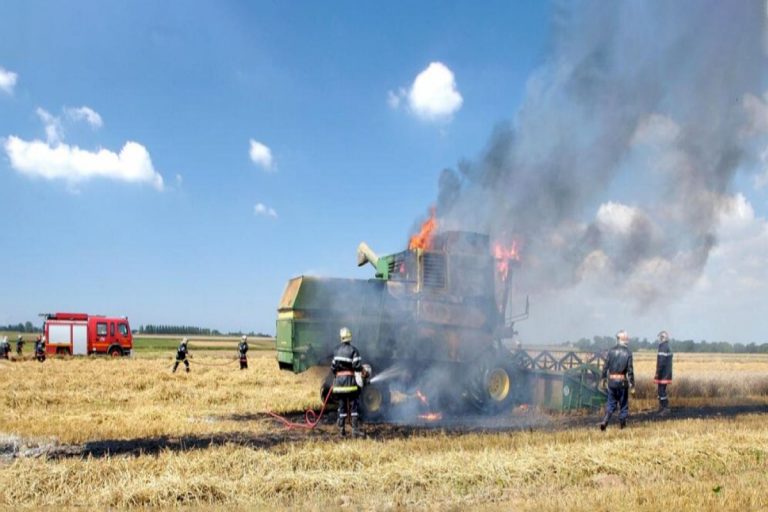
[15,335,24,357]
[332,327,364,437]
[34,335,46,363]
[172,338,190,373]
[238,335,249,370]
[654,330,673,415]
[0,336,10,359]
[599,330,635,430]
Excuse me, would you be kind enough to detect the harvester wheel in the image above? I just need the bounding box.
[360,384,390,421]
[487,367,512,403]
[467,361,518,413]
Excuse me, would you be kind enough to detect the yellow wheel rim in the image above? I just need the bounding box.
[487,368,511,402]
[363,387,383,412]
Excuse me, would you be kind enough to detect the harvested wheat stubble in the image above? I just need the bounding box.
[0,353,766,509]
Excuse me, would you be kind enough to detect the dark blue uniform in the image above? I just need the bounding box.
[238,340,249,370]
[331,342,363,435]
[600,343,635,429]
[172,342,190,372]
[34,338,46,363]
[655,340,673,412]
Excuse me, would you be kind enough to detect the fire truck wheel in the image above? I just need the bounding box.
[360,384,390,421]
[108,346,123,357]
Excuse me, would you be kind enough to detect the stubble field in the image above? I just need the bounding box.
[0,346,766,510]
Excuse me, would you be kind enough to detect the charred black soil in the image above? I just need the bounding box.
[5,402,762,461]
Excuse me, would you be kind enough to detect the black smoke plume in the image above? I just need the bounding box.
[431,0,768,309]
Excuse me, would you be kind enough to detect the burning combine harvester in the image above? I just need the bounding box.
[276,221,607,422]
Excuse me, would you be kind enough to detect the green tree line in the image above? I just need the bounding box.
[0,321,42,333]
[138,325,272,337]
[140,324,222,336]
[570,336,768,354]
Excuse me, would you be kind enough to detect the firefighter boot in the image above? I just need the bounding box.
[620,419,627,429]
[351,416,363,437]
[337,416,347,437]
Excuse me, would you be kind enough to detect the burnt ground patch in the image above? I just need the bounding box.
[10,403,766,461]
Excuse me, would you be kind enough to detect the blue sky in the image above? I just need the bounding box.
[0,1,550,333]
[2,2,767,343]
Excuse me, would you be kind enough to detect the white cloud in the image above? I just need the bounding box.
[4,106,163,190]
[65,106,103,129]
[389,62,463,121]
[0,66,18,95]
[596,201,640,235]
[3,136,164,190]
[254,202,278,218]
[36,108,63,145]
[249,139,274,171]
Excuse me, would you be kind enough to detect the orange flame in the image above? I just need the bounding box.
[418,412,443,422]
[415,390,429,406]
[493,241,521,282]
[409,208,437,251]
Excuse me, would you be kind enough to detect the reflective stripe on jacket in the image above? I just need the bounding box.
[331,343,362,394]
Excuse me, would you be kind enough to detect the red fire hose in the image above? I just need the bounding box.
[267,386,334,430]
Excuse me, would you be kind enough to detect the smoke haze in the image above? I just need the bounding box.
[431,0,768,317]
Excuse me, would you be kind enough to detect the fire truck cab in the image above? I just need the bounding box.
[43,312,133,357]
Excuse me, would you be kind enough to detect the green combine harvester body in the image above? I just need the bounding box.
[276,231,606,416]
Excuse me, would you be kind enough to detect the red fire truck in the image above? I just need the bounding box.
[43,313,133,357]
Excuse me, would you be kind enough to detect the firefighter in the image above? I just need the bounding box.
[34,335,46,363]
[1,336,10,359]
[238,335,249,370]
[15,335,24,357]
[332,327,364,437]
[599,330,635,430]
[172,338,190,373]
[655,330,673,415]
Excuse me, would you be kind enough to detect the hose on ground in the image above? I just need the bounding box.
[267,386,335,430]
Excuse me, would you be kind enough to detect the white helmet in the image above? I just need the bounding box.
[339,327,352,343]
[241,335,247,342]
[658,330,669,342]
[181,337,188,345]
[616,330,629,345]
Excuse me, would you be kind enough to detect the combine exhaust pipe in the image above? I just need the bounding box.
[357,242,379,268]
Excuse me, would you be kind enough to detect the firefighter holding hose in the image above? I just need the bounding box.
[332,327,364,437]
[172,338,191,373]
[655,330,673,415]
[238,335,249,370]
[599,330,635,430]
